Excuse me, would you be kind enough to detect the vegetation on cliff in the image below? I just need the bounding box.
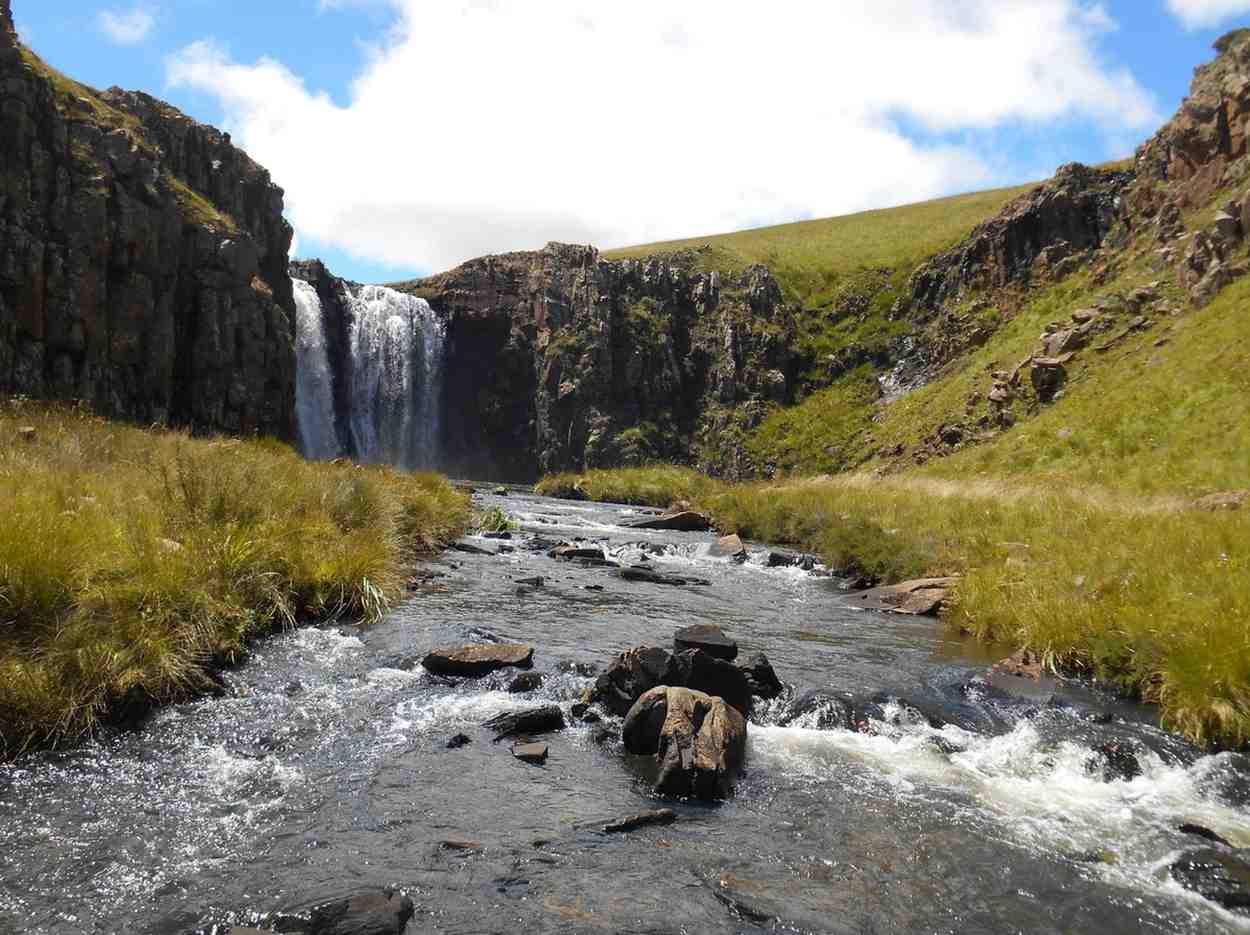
[0,402,469,756]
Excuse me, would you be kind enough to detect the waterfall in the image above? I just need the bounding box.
[345,285,446,470]
[291,278,341,460]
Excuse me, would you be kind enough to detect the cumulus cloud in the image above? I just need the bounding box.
[167,0,1158,274]
[1166,0,1250,28]
[98,5,155,44]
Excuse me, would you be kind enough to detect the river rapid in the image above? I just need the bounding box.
[2,489,1248,934]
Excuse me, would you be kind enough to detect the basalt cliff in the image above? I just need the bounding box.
[0,0,294,437]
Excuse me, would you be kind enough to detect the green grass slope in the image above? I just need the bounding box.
[606,184,1037,309]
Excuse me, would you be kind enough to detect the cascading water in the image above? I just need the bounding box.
[345,285,446,471]
[291,278,341,460]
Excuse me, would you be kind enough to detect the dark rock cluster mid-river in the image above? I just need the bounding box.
[2,490,1248,934]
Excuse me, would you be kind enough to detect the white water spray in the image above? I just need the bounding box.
[291,278,341,460]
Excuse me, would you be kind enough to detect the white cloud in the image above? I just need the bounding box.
[98,5,155,44]
[167,0,1159,275]
[1167,0,1250,28]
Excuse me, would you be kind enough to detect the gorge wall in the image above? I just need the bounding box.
[0,1,295,437]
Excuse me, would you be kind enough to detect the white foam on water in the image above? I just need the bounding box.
[292,627,365,662]
[394,689,543,735]
[749,710,1250,924]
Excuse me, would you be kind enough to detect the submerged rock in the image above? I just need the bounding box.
[1170,848,1250,915]
[674,624,738,661]
[507,672,545,694]
[446,733,472,749]
[775,690,857,731]
[482,705,566,740]
[1180,823,1234,847]
[451,540,497,556]
[603,808,678,833]
[1086,740,1142,783]
[617,566,709,586]
[623,686,747,800]
[306,888,414,935]
[421,644,534,678]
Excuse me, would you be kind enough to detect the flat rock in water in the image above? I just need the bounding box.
[306,888,414,935]
[483,705,566,739]
[845,577,960,616]
[451,540,497,556]
[550,544,605,561]
[674,624,738,661]
[618,566,708,587]
[603,808,678,833]
[628,510,712,532]
[512,742,549,764]
[422,644,534,678]
[708,534,747,561]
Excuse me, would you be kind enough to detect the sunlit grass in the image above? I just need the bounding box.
[535,464,724,508]
[0,401,470,755]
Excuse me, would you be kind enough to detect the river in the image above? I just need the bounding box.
[2,489,1247,934]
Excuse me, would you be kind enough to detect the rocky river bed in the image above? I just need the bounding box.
[1,489,1248,934]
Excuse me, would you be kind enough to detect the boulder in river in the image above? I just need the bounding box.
[451,540,497,556]
[603,808,678,833]
[623,686,747,800]
[736,652,784,700]
[483,705,566,740]
[422,644,534,678]
[446,733,472,749]
[512,741,550,764]
[617,566,709,586]
[775,689,857,731]
[1086,740,1142,782]
[585,646,752,717]
[674,624,738,661]
[628,510,712,532]
[305,888,414,935]
[550,543,606,561]
[1170,848,1250,915]
[708,534,747,561]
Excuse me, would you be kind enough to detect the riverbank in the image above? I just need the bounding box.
[0,401,470,756]
[537,465,1249,749]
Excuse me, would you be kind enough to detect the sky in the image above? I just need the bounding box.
[11,1,1250,283]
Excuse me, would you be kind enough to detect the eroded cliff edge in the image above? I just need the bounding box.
[0,0,295,437]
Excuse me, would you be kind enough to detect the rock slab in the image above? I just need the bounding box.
[629,510,712,532]
[603,808,678,833]
[422,644,534,678]
[483,705,566,740]
[623,686,747,800]
[512,742,549,765]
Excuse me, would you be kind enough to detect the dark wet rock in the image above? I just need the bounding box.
[623,686,747,800]
[674,649,752,716]
[549,544,605,561]
[452,540,497,556]
[1170,848,1250,915]
[522,536,562,552]
[618,566,709,587]
[927,736,967,757]
[514,576,544,588]
[1086,740,1142,782]
[446,733,472,749]
[512,742,549,765]
[422,644,534,678]
[586,646,681,717]
[674,624,738,661]
[775,689,857,731]
[556,660,599,677]
[1180,823,1234,847]
[736,652,784,700]
[603,808,678,833]
[628,510,712,532]
[708,534,747,562]
[871,693,946,729]
[483,705,566,740]
[306,888,414,935]
[507,672,545,694]
[482,531,513,540]
[283,681,304,697]
[766,549,798,567]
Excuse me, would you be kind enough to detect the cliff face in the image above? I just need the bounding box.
[0,4,295,437]
[397,244,796,481]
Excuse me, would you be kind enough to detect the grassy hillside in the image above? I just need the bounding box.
[606,183,1038,309]
[0,402,470,755]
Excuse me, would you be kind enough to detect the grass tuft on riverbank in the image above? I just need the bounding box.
[535,465,723,507]
[538,468,1250,749]
[0,401,470,756]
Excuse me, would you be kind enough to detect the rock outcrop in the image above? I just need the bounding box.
[400,243,797,481]
[0,5,295,436]
[623,685,747,799]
